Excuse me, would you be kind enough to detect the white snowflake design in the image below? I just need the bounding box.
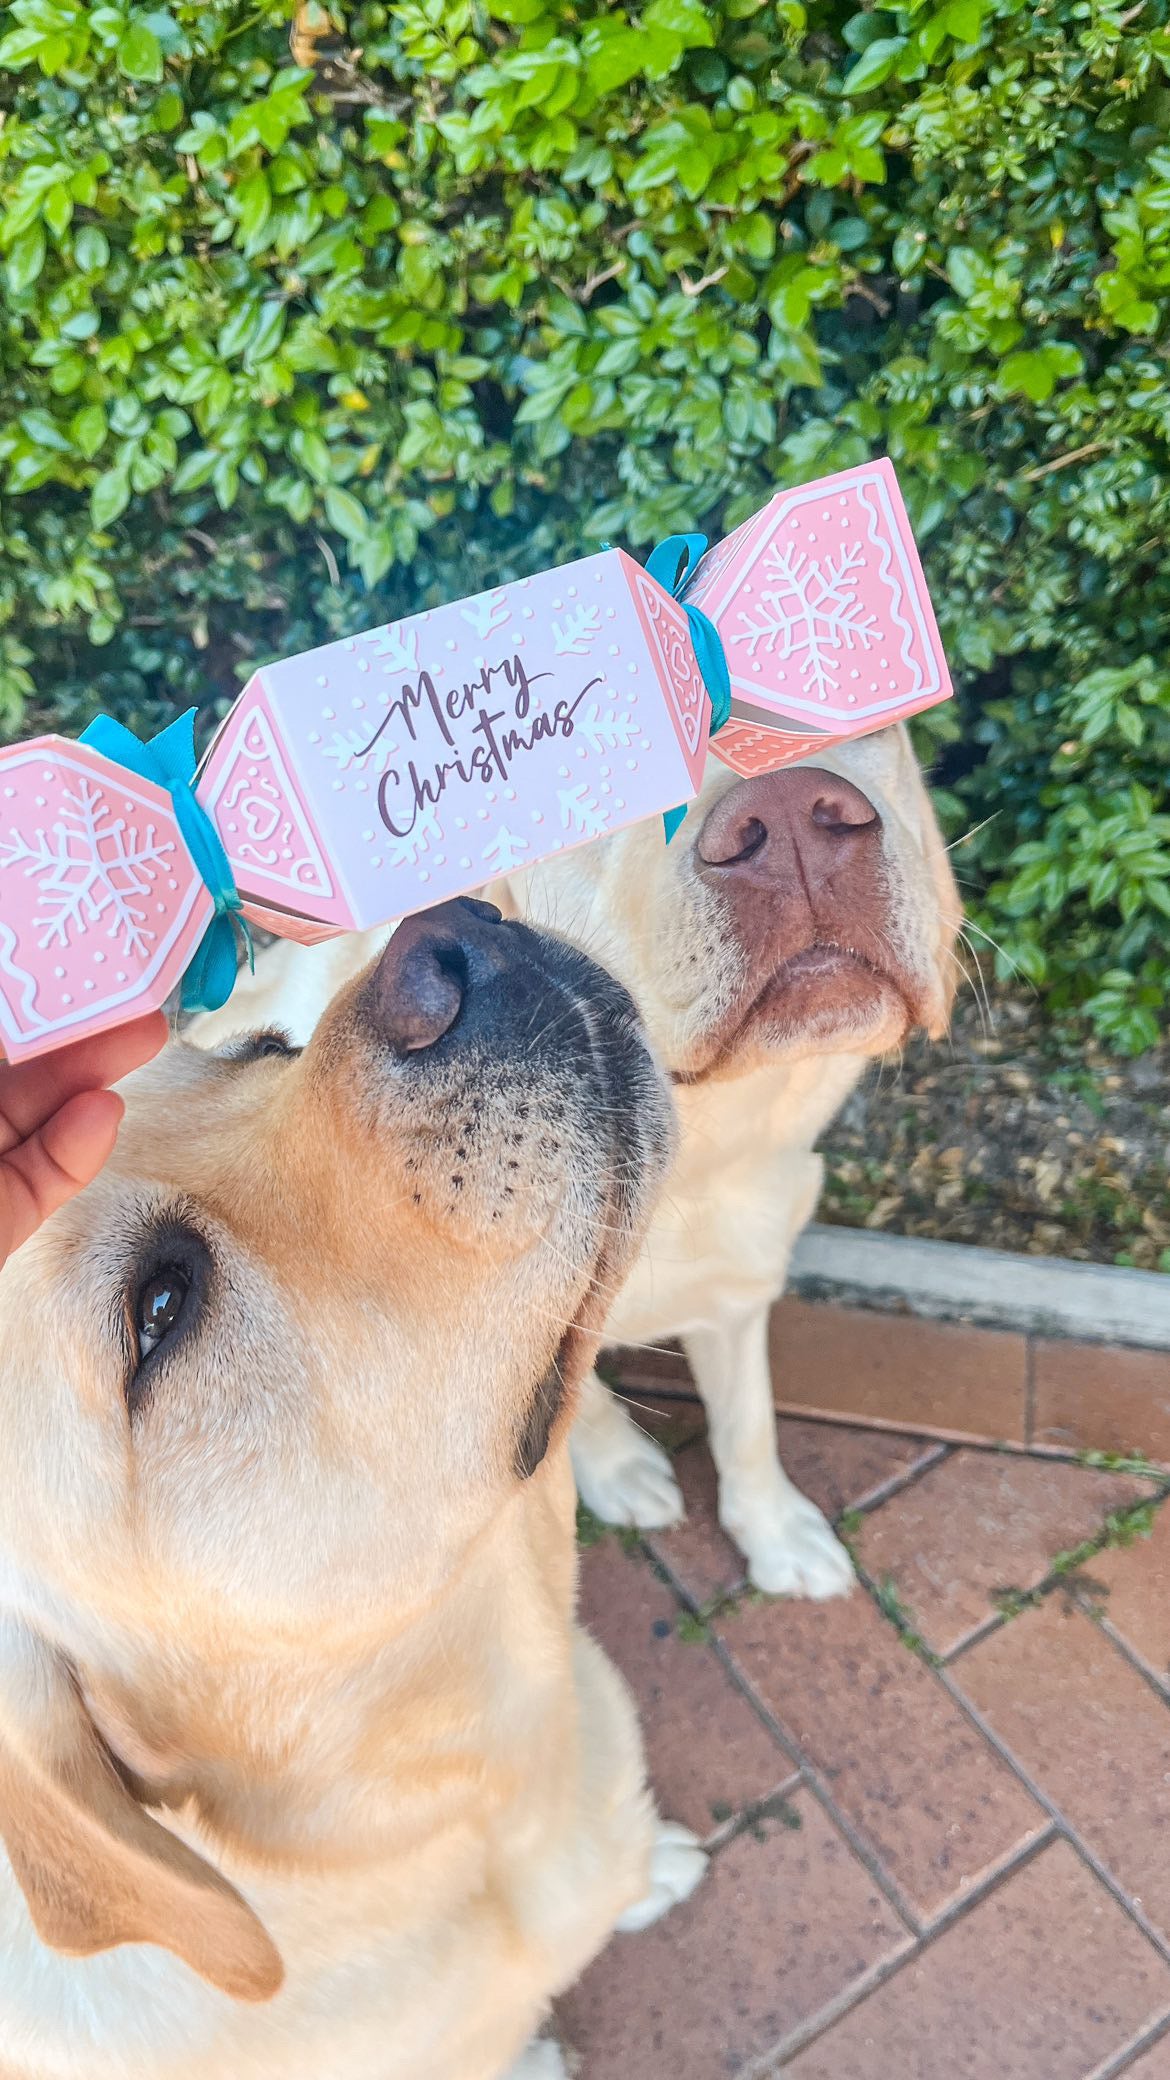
[461,590,511,640]
[323,728,396,774]
[361,622,419,672]
[579,700,637,753]
[731,541,880,700]
[0,779,174,958]
[384,798,441,869]
[481,824,530,874]
[552,603,601,656]
[558,783,608,839]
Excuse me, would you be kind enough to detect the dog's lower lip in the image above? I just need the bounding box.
[771,944,880,986]
[672,945,911,1084]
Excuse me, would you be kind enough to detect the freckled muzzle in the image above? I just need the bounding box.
[355,898,674,1249]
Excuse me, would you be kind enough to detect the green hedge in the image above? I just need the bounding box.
[2,0,1169,1049]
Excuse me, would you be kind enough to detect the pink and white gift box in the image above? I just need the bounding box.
[690,458,951,779]
[198,547,709,933]
[0,458,952,1062]
[0,738,215,1061]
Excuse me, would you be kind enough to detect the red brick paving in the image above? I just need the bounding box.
[570,1335,1170,2080]
[1120,2035,1170,2078]
[955,1596,1170,1944]
[855,1448,1154,1657]
[579,1537,795,1839]
[1090,1502,1170,1694]
[779,1840,1170,2080]
[558,1786,912,2080]
[769,1297,1030,1443]
[1032,1339,1170,1462]
[717,1570,1047,1924]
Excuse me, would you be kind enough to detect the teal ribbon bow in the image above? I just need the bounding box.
[80,709,253,1016]
[644,533,731,842]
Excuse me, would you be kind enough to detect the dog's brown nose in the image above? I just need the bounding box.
[696,767,880,896]
[367,897,505,1053]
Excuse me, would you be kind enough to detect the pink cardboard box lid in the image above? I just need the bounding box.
[197,547,709,932]
[688,459,951,777]
[0,737,214,1061]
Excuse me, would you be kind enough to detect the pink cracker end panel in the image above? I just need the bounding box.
[688,459,951,738]
[708,717,829,779]
[199,550,704,932]
[198,691,353,930]
[0,737,212,1061]
[240,901,346,948]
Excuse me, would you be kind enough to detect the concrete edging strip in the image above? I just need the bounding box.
[790,1224,1170,1352]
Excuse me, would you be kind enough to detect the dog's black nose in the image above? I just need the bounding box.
[367,897,505,1054]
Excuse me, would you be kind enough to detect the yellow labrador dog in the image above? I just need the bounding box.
[195,729,959,1599]
[0,900,703,2080]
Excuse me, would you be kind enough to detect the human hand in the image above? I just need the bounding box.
[0,1014,168,1266]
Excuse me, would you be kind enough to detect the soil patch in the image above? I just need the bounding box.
[819,994,1170,1271]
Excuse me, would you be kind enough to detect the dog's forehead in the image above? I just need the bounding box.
[108,1039,297,1191]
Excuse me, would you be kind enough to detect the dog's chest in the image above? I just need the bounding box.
[606,1056,861,1342]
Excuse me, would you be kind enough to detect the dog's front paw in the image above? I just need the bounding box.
[615,1821,708,1933]
[571,1420,685,1532]
[728,1492,856,1600]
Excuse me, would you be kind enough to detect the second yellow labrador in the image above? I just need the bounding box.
[0,900,702,2080]
[196,728,960,1597]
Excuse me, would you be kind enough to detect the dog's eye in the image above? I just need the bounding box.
[219,1027,299,1064]
[125,1224,210,1410]
[135,1266,190,1359]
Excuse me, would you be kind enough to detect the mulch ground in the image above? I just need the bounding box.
[819,991,1170,1272]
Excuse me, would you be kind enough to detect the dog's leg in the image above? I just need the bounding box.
[569,1369,684,1531]
[683,1309,854,1598]
[614,1819,707,1932]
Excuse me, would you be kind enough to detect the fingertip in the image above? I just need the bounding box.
[50,1087,126,1185]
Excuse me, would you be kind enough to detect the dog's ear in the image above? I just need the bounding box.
[894,727,963,1031]
[0,1619,283,2001]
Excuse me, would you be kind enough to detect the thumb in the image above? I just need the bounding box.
[0,1088,125,1264]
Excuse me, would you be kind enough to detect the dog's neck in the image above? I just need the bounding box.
[75,1451,580,1873]
[670,1048,865,1161]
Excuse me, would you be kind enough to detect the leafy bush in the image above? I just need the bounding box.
[2,0,1169,1049]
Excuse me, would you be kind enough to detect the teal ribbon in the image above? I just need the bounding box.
[644,533,731,842]
[79,709,253,1016]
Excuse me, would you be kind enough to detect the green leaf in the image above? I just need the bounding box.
[945,246,983,300]
[324,486,368,539]
[642,0,715,45]
[71,404,108,458]
[73,225,110,271]
[90,466,132,527]
[119,24,163,82]
[7,226,46,293]
[234,171,272,244]
[845,37,907,92]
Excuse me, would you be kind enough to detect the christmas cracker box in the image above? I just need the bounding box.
[0,459,951,1063]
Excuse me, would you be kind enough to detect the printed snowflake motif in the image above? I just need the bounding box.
[731,541,880,700]
[580,700,637,754]
[323,728,395,774]
[0,779,174,958]
[361,622,419,672]
[384,799,441,869]
[558,783,608,840]
[461,590,511,640]
[481,824,530,875]
[552,603,601,657]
